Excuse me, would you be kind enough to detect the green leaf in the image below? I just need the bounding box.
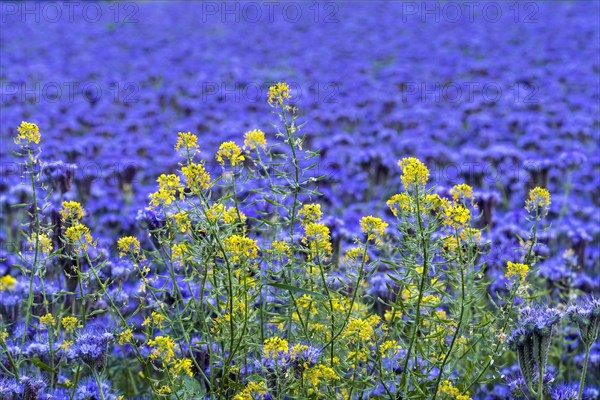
[266,282,326,298]
[30,357,56,373]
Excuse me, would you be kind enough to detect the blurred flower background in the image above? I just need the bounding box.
[2,1,598,293]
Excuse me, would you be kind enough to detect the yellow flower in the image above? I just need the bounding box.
[305,365,339,387]
[525,187,551,214]
[387,193,412,216]
[440,380,472,400]
[14,121,40,146]
[64,224,94,249]
[216,141,245,167]
[443,204,471,228]
[264,337,289,359]
[60,201,84,222]
[359,216,388,241]
[27,233,53,255]
[0,330,8,344]
[118,328,133,345]
[270,240,292,257]
[223,235,259,263]
[506,261,529,282]
[117,236,140,257]
[172,243,189,261]
[59,340,73,351]
[149,174,181,208]
[40,313,55,328]
[398,157,429,189]
[172,212,191,233]
[268,82,290,105]
[156,386,171,395]
[61,316,79,331]
[297,203,323,225]
[233,382,266,400]
[243,129,267,150]
[175,131,199,152]
[0,275,17,291]
[181,162,211,190]
[223,207,246,225]
[450,184,474,203]
[206,203,225,224]
[384,309,402,323]
[148,335,176,361]
[342,318,374,342]
[379,340,401,357]
[345,246,368,263]
[170,358,194,376]
[302,223,332,260]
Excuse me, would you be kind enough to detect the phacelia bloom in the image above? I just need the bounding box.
[149,174,182,208]
[60,201,84,222]
[14,121,40,146]
[548,384,578,400]
[42,161,76,194]
[73,329,113,370]
[508,305,562,391]
[450,184,474,203]
[566,298,600,346]
[289,344,320,369]
[387,193,412,216]
[61,316,79,331]
[439,380,472,400]
[359,216,388,241]
[342,318,374,342]
[0,275,17,291]
[297,203,323,225]
[302,223,333,260]
[443,204,471,228]
[506,261,529,283]
[175,131,199,151]
[148,335,176,362]
[27,232,53,255]
[216,141,245,167]
[40,313,56,328]
[244,129,267,150]
[181,162,211,190]
[20,376,46,400]
[64,223,94,249]
[398,157,429,189]
[525,187,551,214]
[223,235,259,263]
[264,337,289,359]
[117,236,140,257]
[268,82,290,105]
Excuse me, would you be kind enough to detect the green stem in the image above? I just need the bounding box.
[401,185,429,394]
[577,344,591,400]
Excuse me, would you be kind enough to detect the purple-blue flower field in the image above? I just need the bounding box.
[1,2,599,399]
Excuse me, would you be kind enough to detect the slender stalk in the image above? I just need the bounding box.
[432,229,466,398]
[577,344,591,400]
[401,185,429,394]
